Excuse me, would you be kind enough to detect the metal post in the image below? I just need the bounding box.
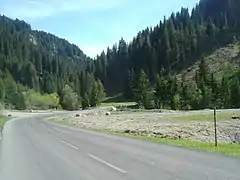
[214,106,218,147]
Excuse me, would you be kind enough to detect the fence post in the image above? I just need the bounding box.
[214,106,218,147]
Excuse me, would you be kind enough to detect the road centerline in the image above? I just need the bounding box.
[60,140,79,150]
[87,153,127,174]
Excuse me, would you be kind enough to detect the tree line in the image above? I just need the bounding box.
[129,58,240,110]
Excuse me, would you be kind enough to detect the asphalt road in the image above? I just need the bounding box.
[0,114,239,180]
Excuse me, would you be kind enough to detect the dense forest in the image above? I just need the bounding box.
[94,0,240,109]
[0,15,103,110]
[0,0,240,110]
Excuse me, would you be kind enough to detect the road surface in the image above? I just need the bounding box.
[0,114,239,180]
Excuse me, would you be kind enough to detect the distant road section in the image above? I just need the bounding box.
[0,113,239,180]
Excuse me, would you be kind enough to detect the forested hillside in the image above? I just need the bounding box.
[94,0,240,94]
[1,0,240,110]
[93,0,240,110]
[0,15,103,110]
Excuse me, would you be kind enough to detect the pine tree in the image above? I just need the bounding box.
[230,77,240,108]
[155,75,164,109]
[210,73,220,107]
[221,76,231,108]
[82,92,90,109]
[124,69,135,99]
[135,70,152,109]
[167,75,180,109]
[180,75,191,110]
[163,27,172,72]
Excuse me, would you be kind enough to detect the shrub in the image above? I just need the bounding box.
[23,90,58,110]
[59,85,80,110]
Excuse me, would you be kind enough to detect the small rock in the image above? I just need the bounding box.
[124,130,131,133]
[76,114,80,117]
[106,112,111,116]
[110,106,117,111]
[233,132,240,144]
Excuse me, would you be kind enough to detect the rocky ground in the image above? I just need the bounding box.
[57,108,240,144]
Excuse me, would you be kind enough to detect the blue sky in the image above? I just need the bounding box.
[1,0,199,57]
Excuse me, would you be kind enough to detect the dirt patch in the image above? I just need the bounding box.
[60,109,240,143]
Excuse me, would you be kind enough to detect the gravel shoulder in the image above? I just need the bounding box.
[53,108,240,144]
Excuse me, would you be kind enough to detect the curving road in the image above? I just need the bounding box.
[0,113,239,180]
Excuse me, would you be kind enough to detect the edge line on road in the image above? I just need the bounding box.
[87,153,127,174]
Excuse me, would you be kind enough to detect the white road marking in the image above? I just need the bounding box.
[60,140,79,150]
[52,128,64,134]
[52,136,59,140]
[87,154,127,174]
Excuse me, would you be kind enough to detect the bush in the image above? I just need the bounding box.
[82,93,90,109]
[90,80,105,107]
[11,92,26,110]
[0,101,4,110]
[59,85,80,110]
[23,90,58,110]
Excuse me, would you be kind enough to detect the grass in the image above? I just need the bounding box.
[100,101,136,107]
[48,118,240,157]
[122,134,240,157]
[0,116,9,129]
[48,118,72,126]
[169,112,240,121]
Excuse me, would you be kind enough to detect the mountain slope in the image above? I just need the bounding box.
[0,15,96,107]
[94,0,240,95]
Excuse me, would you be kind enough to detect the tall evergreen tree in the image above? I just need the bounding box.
[124,69,135,100]
[135,70,152,109]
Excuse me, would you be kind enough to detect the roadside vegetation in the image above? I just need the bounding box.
[0,116,9,129]
[100,101,136,108]
[90,129,240,157]
[119,133,240,157]
[0,81,105,111]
